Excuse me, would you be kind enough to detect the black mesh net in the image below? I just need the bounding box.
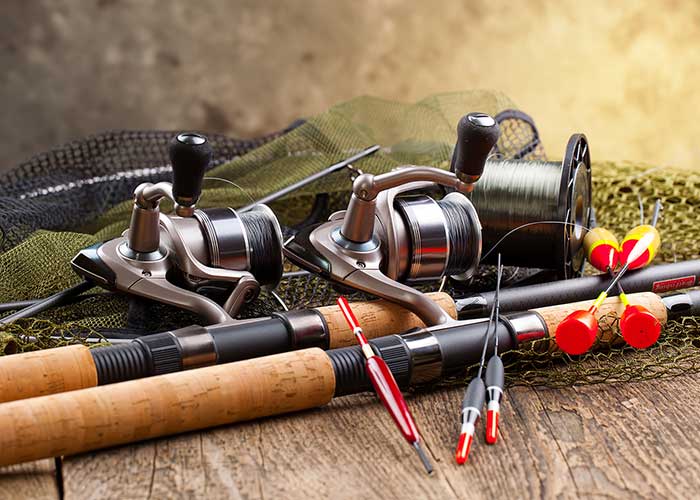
[0,123,302,252]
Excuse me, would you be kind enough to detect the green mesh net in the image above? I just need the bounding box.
[2,90,700,388]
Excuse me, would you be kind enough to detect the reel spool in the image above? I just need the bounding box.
[390,192,481,283]
[189,205,283,287]
[466,134,592,278]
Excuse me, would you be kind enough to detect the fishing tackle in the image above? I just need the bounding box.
[4,289,700,468]
[337,297,433,474]
[5,257,700,403]
[70,132,285,325]
[0,292,457,403]
[456,259,700,318]
[484,258,505,445]
[557,200,663,354]
[455,256,503,464]
[616,282,661,349]
[465,134,592,278]
[286,113,500,327]
[583,227,620,273]
[620,200,662,270]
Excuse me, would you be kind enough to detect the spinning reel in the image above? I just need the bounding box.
[285,113,500,326]
[71,133,284,325]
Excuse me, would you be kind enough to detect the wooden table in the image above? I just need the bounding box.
[2,373,699,499]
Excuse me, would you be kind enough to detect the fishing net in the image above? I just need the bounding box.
[1,90,699,389]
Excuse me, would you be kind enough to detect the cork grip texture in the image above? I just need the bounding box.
[0,345,97,404]
[321,292,457,348]
[534,292,668,349]
[0,348,335,467]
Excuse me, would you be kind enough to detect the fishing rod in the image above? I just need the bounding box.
[0,292,454,403]
[2,288,700,468]
[238,145,380,212]
[0,288,694,405]
[455,259,700,319]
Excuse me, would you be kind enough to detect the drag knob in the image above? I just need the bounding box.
[169,132,213,208]
[450,113,500,184]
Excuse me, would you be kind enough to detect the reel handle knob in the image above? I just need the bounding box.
[450,113,500,184]
[169,132,213,209]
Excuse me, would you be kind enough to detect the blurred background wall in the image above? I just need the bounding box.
[2,0,699,170]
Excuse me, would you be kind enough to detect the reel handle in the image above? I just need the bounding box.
[169,132,212,211]
[450,113,500,183]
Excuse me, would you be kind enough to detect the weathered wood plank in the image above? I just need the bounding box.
[42,373,700,499]
[0,460,59,500]
[61,395,457,499]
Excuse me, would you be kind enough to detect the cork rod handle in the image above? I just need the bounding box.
[0,348,335,467]
[0,293,454,404]
[0,345,97,404]
[319,291,456,348]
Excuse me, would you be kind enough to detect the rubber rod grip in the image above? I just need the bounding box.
[319,292,457,348]
[533,291,667,351]
[0,348,335,467]
[0,345,97,403]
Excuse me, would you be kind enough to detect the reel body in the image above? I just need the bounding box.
[71,133,284,325]
[286,113,500,326]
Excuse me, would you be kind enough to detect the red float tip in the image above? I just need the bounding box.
[485,409,499,445]
[455,431,474,465]
[555,310,598,355]
[620,305,662,349]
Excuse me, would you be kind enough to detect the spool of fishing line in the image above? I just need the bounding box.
[467,134,592,278]
[193,204,284,287]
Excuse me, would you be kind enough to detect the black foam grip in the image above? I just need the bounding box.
[450,113,500,182]
[327,346,370,397]
[169,132,212,205]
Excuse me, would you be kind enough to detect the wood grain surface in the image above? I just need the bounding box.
[2,371,699,499]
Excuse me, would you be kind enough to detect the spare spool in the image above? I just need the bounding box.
[466,134,592,278]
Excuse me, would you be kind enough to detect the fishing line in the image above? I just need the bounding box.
[238,207,284,287]
[479,221,592,264]
[203,176,257,204]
